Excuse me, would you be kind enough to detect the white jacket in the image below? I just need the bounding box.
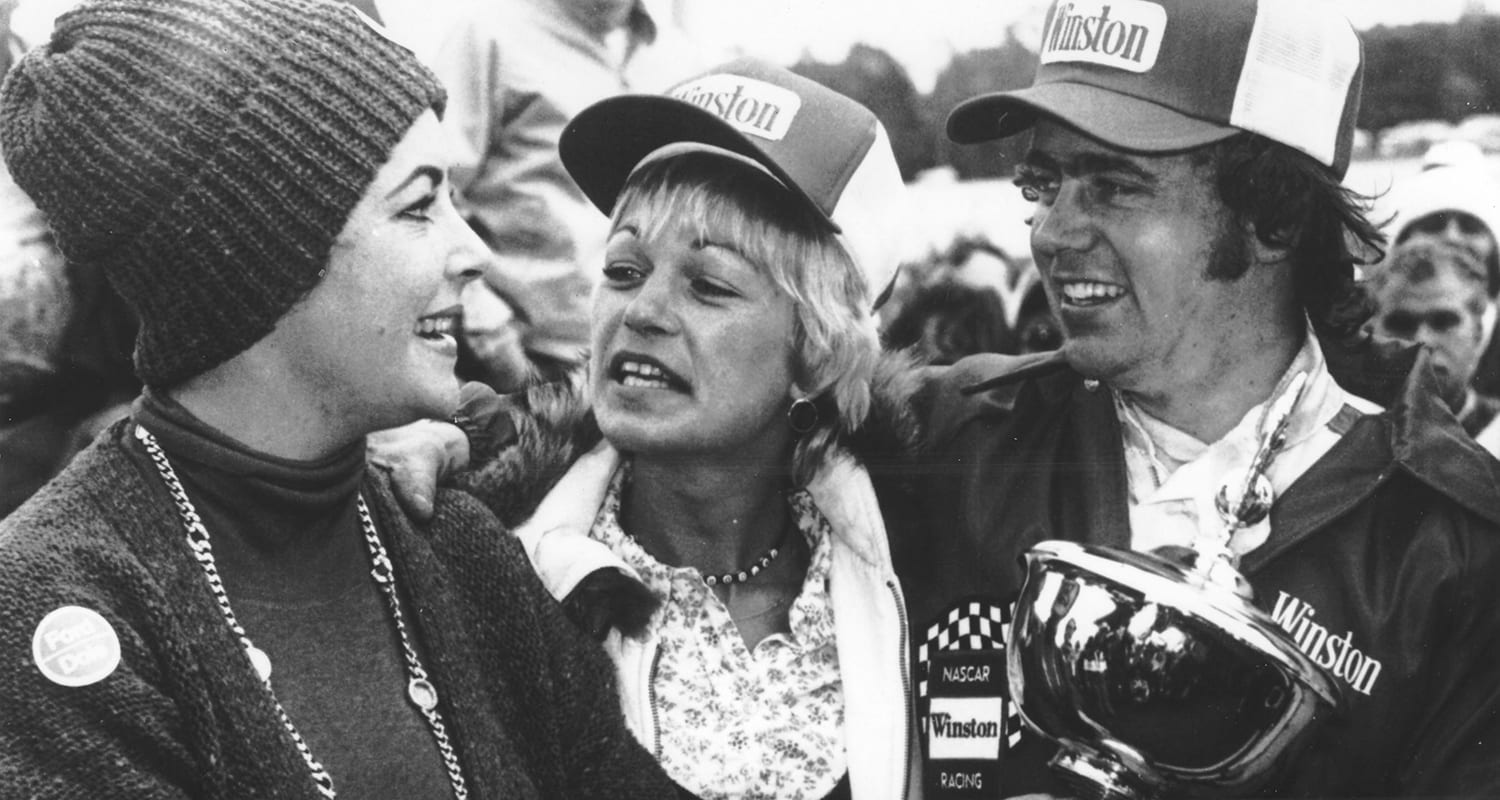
[514,440,922,800]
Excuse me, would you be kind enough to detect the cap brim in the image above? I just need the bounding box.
[559,94,831,229]
[947,81,1239,154]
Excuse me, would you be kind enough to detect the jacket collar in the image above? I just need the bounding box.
[954,352,1133,551]
[957,340,1500,568]
[514,440,899,602]
[1326,339,1500,522]
[1243,347,1500,569]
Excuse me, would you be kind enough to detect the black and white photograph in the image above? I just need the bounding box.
[2,0,1499,797]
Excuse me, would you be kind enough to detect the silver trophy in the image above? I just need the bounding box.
[1008,374,1345,799]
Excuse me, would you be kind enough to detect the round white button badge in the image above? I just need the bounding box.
[32,606,122,687]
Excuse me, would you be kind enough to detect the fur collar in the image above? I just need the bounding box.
[453,352,927,528]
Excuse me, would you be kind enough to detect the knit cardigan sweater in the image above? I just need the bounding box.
[0,419,674,799]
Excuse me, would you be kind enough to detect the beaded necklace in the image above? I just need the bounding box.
[618,461,791,587]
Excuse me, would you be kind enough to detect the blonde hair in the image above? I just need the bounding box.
[611,152,879,485]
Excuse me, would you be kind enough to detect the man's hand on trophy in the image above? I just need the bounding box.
[368,418,470,521]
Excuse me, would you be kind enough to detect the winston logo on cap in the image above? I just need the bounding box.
[1040,0,1167,73]
[670,75,802,142]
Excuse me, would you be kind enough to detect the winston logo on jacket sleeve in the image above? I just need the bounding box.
[1270,591,1383,696]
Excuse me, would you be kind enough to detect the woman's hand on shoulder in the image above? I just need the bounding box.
[367,418,470,521]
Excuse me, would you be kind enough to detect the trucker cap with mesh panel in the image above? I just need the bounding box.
[947,0,1363,177]
[560,58,909,308]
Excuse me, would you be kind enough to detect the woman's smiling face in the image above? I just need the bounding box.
[271,111,487,434]
[590,204,799,464]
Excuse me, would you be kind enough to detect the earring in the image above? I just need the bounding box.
[787,397,820,435]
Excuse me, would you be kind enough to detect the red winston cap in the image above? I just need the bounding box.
[559,57,909,307]
[947,0,1364,177]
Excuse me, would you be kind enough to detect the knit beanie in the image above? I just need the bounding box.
[1376,162,1500,298]
[0,0,446,387]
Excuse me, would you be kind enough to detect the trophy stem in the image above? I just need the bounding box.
[1050,745,1159,800]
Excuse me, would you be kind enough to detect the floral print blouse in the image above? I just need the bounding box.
[589,466,846,800]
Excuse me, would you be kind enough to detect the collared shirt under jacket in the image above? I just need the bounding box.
[874,339,1500,798]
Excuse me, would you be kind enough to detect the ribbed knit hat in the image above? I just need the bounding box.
[0,0,446,387]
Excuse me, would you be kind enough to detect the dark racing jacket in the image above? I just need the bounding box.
[872,341,1500,799]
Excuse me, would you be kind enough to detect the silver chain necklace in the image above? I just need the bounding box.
[1112,368,1310,563]
[134,425,469,800]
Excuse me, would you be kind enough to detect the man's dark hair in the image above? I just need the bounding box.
[1197,133,1386,340]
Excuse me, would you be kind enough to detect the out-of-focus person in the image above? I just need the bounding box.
[0,0,137,517]
[1381,140,1500,396]
[1012,279,1062,354]
[0,0,672,795]
[1420,138,1486,172]
[1367,239,1500,438]
[883,280,1012,364]
[374,0,711,392]
[925,235,1024,300]
[454,280,539,393]
[336,0,544,393]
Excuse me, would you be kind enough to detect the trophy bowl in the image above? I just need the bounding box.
[1008,541,1344,800]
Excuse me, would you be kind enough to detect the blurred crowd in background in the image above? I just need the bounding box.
[5,0,1500,517]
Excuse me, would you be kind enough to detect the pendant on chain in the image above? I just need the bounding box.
[409,678,438,711]
[247,645,273,681]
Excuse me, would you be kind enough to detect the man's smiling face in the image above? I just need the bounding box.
[1018,120,1257,395]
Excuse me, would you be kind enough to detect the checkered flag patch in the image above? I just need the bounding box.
[917,599,1024,748]
[917,600,1008,698]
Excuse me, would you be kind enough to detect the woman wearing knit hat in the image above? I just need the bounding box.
[0,0,672,797]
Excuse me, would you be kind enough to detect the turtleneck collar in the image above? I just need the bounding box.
[132,388,366,549]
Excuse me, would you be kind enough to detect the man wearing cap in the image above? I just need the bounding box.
[884,0,1500,797]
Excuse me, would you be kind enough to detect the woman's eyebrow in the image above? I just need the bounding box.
[384,165,444,199]
[692,235,754,262]
[606,223,641,246]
